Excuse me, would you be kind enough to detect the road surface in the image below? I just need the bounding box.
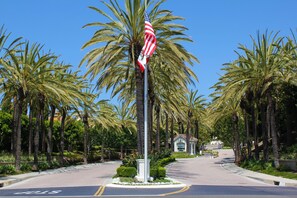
[0,150,296,197]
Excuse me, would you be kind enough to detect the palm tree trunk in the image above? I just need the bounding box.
[285,104,293,146]
[14,88,25,171]
[120,145,124,159]
[251,103,259,160]
[178,118,182,134]
[46,105,55,164]
[267,92,280,168]
[148,98,153,152]
[40,95,46,154]
[148,68,155,153]
[186,118,191,154]
[170,115,174,152]
[101,136,105,162]
[244,111,252,159]
[28,104,33,156]
[165,112,169,149]
[33,103,41,170]
[83,112,89,165]
[12,96,17,155]
[194,120,199,151]
[232,112,241,165]
[60,108,66,165]
[182,123,185,134]
[155,104,161,152]
[261,102,269,162]
[135,66,144,155]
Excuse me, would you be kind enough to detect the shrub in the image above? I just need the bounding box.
[20,163,32,172]
[150,167,158,179]
[38,162,50,171]
[63,152,84,164]
[116,166,137,178]
[88,151,102,163]
[0,165,16,175]
[158,157,175,167]
[150,166,166,179]
[157,149,172,159]
[149,150,171,167]
[122,150,174,168]
[153,178,171,183]
[50,161,60,169]
[120,177,136,183]
[278,164,292,172]
[171,152,196,159]
[122,154,139,168]
[158,167,166,178]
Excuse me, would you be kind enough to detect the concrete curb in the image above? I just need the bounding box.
[0,172,40,187]
[106,183,187,188]
[106,177,187,189]
[221,161,297,187]
[0,179,15,187]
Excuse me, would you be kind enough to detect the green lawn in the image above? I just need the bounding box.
[171,152,197,158]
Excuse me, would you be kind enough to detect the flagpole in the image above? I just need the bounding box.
[144,62,148,184]
[144,0,148,184]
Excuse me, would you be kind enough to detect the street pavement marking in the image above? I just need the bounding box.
[159,185,190,196]
[94,185,105,196]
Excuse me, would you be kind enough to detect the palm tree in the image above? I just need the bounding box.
[55,70,87,165]
[72,89,96,164]
[180,90,205,154]
[114,102,136,158]
[30,60,84,166]
[72,87,116,164]
[210,90,243,164]
[0,28,22,160]
[214,31,296,167]
[1,41,56,170]
[236,32,289,168]
[94,102,118,162]
[81,0,198,154]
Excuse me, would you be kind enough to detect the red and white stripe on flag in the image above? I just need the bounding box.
[137,12,157,72]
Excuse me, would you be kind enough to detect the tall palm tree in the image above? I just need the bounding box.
[72,87,115,164]
[114,102,136,158]
[236,32,288,168]
[210,89,243,164]
[56,70,87,165]
[0,28,22,161]
[180,90,204,154]
[30,60,84,166]
[81,0,198,154]
[1,41,55,170]
[214,31,296,167]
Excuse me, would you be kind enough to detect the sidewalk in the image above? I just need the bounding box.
[0,171,44,187]
[0,162,117,188]
[221,156,297,187]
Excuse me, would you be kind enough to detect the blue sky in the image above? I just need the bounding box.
[1,0,297,102]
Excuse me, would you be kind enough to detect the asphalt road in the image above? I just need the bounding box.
[1,185,297,197]
[0,150,297,197]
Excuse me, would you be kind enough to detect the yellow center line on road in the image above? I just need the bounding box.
[94,185,106,196]
[159,185,191,196]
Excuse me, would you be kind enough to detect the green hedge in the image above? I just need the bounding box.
[20,163,32,172]
[0,165,16,175]
[38,162,50,171]
[150,166,166,179]
[158,157,175,167]
[172,152,196,158]
[116,166,137,178]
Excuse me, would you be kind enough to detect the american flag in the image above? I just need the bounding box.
[137,12,157,72]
